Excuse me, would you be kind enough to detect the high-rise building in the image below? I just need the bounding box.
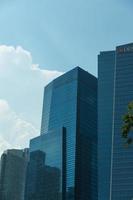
[0,149,29,200]
[25,150,61,200]
[98,43,133,200]
[26,67,97,200]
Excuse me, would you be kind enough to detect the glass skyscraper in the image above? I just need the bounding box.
[25,150,61,200]
[0,149,29,200]
[98,43,133,200]
[26,67,97,200]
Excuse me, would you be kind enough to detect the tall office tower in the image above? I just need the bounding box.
[0,149,29,200]
[25,150,61,200]
[26,67,97,200]
[98,43,133,200]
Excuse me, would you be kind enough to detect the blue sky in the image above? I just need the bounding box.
[0,0,133,75]
[0,0,133,153]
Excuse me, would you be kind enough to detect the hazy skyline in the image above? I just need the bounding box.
[0,0,133,154]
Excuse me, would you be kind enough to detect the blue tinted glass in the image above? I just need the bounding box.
[111,46,133,200]
[98,51,115,200]
[98,44,133,200]
[26,67,97,200]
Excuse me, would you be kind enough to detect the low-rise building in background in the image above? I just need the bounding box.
[0,148,29,200]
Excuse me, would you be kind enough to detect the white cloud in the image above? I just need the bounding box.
[0,45,63,155]
[0,99,38,155]
[0,135,11,156]
[0,99,10,119]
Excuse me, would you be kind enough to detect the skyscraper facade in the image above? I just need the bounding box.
[25,128,65,200]
[0,149,29,200]
[26,67,97,200]
[25,150,61,200]
[98,43,133,200]
[98,50,115,200]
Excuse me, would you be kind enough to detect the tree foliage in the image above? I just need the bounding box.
[122,101,133,145]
